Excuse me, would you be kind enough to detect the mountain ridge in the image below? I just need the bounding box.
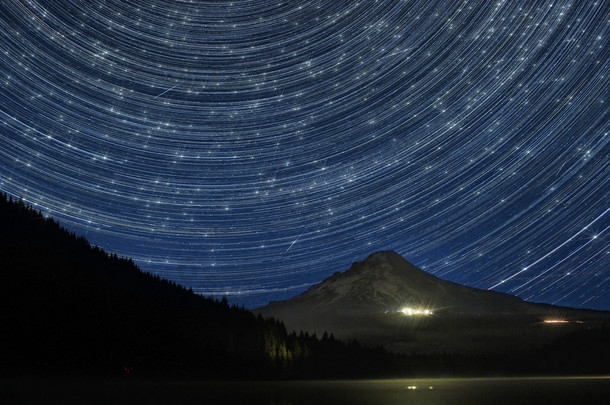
[263,250,532,315]
[258,250,610,354]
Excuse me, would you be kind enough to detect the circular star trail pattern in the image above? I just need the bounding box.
[1,1,608,309]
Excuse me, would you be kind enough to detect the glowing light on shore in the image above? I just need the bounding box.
[543,319,569,324]
[400,307,433,316]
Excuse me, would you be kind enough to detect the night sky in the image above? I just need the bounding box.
[0,1,608,310]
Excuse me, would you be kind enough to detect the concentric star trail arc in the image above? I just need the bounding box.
[0,0,608,309]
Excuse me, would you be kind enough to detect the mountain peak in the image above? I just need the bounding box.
[360,250,412,266]
[260,251,528,317]
[365,250,404,261]
[257,250,610,355]
[339,251,440,289]
[264,251,448,314]
[354,251,418,273]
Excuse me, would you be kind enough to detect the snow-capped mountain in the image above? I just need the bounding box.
[257,251,609,354]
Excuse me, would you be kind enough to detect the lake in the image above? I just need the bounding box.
[2,377,610,404]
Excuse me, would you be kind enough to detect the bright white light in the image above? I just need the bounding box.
[400,307,433,316]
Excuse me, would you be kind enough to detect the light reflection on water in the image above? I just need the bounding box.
[244,378,610,405]
[3,377,610,404]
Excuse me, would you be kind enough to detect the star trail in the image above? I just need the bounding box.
[0,1,608,309]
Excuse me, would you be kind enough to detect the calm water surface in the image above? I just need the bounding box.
[3,377,610,404]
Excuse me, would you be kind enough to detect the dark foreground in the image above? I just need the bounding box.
[2,377,610,405]
[3,196,610,380]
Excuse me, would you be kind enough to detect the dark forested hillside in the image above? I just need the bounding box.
[0,194,398,379]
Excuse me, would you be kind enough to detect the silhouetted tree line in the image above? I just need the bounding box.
[0,194,403,379]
